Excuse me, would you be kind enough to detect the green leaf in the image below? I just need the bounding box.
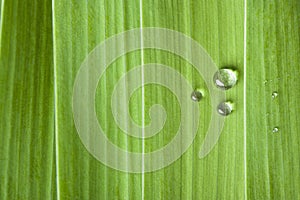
[0,0,56,199]
[1,0,299,199]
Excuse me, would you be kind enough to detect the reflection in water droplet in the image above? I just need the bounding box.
[272,127,279,133]
[217,102,233,116]
[213,68,238,90]
[191,90,203,102]
[272,91,278,99]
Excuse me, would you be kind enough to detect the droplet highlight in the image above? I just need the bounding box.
[272,91,278,99]
[191,90,203,102]
[213,68,238,90]
[217,101,233,116]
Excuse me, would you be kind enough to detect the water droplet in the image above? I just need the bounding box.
[272,127,279,133]
[217,101,233,116]
[213,68,238,90]
[272,91,278,99]
[191,90,203,102]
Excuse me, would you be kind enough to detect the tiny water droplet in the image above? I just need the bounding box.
[213,68,238,90]
[272,92,278,99]
[217,102,233,116]
[272,127,279,133]
[191,90,203,102]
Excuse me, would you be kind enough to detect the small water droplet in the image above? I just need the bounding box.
[217,101,233,116]
[191,90,203,102]
[272,127,279,133]
[213,68,238,90]
[272,91,278,99]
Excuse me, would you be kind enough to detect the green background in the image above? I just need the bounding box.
[0,0,299,199]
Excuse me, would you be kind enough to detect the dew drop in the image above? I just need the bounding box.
[272,91,278,99]
[191,90,203,102]
[217,101,233,116]
[272,127,279,133]
[213,68,238,90]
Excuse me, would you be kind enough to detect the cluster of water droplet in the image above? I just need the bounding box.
[191,67,280,133]
[271,92,279,133]
[214,68,238,116]
[191,68,238,116]
[263,79,280,133]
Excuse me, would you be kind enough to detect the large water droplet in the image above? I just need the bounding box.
[272,91,278,99]
[191,90,203,102]
[217,101,233,116]
[213,68,238,90]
